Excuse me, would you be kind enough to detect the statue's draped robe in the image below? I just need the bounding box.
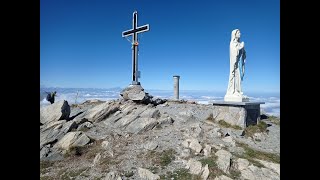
[226,37,244,96]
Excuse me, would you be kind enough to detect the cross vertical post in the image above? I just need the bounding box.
[122,11,150,85]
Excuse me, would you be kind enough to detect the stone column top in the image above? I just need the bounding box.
[173,75,180,78]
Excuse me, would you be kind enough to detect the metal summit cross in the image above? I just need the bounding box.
[122,11,150,85]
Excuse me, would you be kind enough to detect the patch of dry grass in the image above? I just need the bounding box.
[244,121,268,138]
[57,167,88,180]
[236,142,280,164]
[206,113,215,122]
[218,120,243,130]
[199,155,225,179]
[156,149,176,167]
[40,160,54,174]
[268,116,280,126]
[142,149,176,168]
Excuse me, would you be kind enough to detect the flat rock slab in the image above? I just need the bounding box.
[54,131,90,151]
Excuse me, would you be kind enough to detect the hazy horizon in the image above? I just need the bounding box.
[40,87,280,117]
[40,86,280,95]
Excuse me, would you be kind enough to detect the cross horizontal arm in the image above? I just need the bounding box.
[122,24,149,37]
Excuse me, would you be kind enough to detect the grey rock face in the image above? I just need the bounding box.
[143,141,158,151]
[201,164,209,180]
[188,139,202,153]
[42,150,64,161]
[103,171,122,180]
[183,138,202,153]
[240,164,280,180]
[75,101,120,123]
[40,120,78,149]
[126,117,158,134]
[137,168,160,180]
[40,99,279,180]
[77,121,94,131]
[186,159,203,175]
[203,144,212,157]
[150,97,167,106]
[180,148,190,158]
[114,104,149,128]
[236,158,250,171]
[222,136,236,147]
[53,131,90,151]
[158,114,174,125]
[120,85,166,105]
[40,145,50,159]
[185,123,202,138]
[40,100,70,124]
[215,149,232,174]
[101,140,110,149]
[120,85,147,101]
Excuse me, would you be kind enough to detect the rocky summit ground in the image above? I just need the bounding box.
[40,98,280,180]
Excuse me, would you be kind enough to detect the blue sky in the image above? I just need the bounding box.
[40,0,279,93]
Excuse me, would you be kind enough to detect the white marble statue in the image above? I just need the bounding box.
[224,29,249,102]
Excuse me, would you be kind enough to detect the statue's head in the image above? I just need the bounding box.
[231,29,240,42]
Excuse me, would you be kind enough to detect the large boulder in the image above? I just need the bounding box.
[182,138,202,153]
[40,100,70,124]
[240,165,279,180]
[75,101,120,123]
[203,144,212,157]
[53,131,90,151]
[125,108,161,134]
[143,141,158,151]
[40,145,50,159]
[120,85,166,105]
[236,158,250,171]
[120,85,148,101]
[186,159,203,175]
[202,164,209,180]
[126,117,158,134]
[215,149,232,174]
[40,120,78,149]
[114,104,150,128]
[222,136,236,147]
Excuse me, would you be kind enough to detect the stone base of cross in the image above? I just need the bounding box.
[132,81,140,85]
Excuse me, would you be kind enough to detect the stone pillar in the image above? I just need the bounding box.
[173,75,180,100]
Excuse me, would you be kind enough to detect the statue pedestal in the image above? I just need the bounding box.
[211,101,265,128]
[224,94,249,102]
